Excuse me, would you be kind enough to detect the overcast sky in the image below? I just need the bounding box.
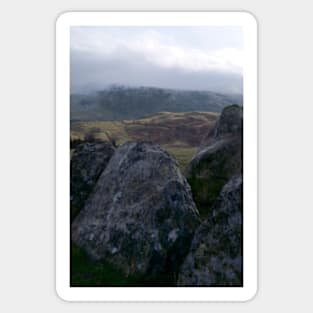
[70,26,243,94]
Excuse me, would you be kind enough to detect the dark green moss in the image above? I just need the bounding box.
[71,243,177,286]
[188,176,227,219]
[187,140,241,219]
[71,243,137,286]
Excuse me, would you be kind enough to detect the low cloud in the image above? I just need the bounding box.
[70,26,243,94]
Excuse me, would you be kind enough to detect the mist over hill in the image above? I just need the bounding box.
[70,85,242,121]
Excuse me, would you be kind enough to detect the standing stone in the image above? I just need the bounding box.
[72,142,200,282]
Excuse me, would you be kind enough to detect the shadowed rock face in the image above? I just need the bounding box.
[200,104,243,147]
[177,174,243,286]
[186,105,243,217]
[72,142,200,282]
[70,141,115,221]
[211,104,243,140]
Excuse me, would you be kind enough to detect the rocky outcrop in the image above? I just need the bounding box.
[186,105,243,217]
[70,141,115,221]
[72,142,200,282]
[177,174,243,286]
[201,103,243,146]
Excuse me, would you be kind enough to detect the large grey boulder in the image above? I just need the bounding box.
[186,105,243,217]
[70,141,115,221]
[177,174,243,286]
[72,141,200,282]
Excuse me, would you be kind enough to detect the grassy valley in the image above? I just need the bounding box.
[71,111,219,172]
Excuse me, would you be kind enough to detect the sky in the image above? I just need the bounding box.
[70,26,243,94]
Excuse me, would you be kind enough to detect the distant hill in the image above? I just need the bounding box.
[70,85,242,121]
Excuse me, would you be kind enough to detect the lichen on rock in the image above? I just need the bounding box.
[72,141,201,282]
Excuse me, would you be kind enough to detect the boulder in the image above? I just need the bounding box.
[70,141,115,221]
[177,174,243,286]
[72,141,200,283]
[186,105,243,217]
[200,104,243,147]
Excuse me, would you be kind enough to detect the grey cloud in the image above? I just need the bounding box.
[70,27,243,94]
[71,50,242,94]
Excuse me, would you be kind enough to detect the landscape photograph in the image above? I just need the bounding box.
[70,25,243,287]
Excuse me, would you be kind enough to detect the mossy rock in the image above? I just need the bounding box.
[186,137,242,218]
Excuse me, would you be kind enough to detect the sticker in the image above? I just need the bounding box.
[56,11,258,302]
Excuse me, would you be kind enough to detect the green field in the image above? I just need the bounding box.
[71,111,219,172]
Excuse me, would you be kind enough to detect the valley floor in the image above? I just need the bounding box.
[70,111,219,172]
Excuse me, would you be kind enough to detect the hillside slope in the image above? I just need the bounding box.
[71,86,242,121]
[71,111,219,171]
